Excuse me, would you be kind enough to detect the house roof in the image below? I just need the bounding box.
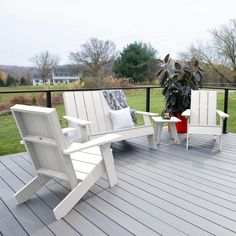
[53,65,79,76]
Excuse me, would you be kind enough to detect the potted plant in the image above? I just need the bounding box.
[157,54,204,132]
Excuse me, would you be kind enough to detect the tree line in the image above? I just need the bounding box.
[0,71,29,87]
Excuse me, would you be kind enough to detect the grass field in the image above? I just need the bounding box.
[0,85,68,103]
[0,86,235,156]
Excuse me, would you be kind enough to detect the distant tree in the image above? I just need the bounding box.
[179,19,236,84]
[0,71,7,87]
[20,77,27,85]
[113,42,158,83]
[24,72,33,85]
[6,75,16,87]
[0,79,5,87]
[30,51,59,84]
[70,38,117,77]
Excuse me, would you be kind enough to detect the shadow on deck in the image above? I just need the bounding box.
[1,130,236,236]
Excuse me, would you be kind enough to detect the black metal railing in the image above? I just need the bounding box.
[0,85,157,110]
[223,89,229,133]
[0,85,234,134]
[202,86,236,133]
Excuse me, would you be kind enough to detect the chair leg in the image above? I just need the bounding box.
[186,134,189,150]
[53,165,103,220]
[155,123,163,145]
[100,144,118,187]
[169,123,180,144]
[219,135,223,151]
[14,176,50,204]
[147,134,157,150]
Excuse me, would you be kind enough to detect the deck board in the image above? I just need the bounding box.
[1,131,236,235]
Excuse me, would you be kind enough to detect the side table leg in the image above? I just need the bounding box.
[155,123,163,145]
[170,123,180,144]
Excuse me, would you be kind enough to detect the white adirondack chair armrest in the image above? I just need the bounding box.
[63,116,92,126]
[63,133,121,155]
[217,110,229,119]
[182,109,191,117]
[62,127,76,134]
[134,111,158,116]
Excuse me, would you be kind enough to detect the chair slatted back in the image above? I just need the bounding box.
[11,105,78,188]
[190,90,217,126]
[63,91,113,135]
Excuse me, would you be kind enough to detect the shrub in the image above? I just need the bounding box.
[35,93,46,106]
[0,103,11,111]
[83,76,101,88]
[102,76,131,88]
[10,95,32,105]
[83,75,132,88]
[68,80,85,89]
[32,92,63,106]
[51,92,63,105]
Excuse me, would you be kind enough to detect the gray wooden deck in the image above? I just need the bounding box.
[1,130,236,236]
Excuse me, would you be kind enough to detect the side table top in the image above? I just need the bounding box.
[152,116,181,123]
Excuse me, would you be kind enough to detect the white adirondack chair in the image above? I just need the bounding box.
[63,90,157,149]
[182,90,229,151]
[11,104,120,220]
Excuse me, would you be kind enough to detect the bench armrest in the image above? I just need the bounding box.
[182,109,191,117]
[63,116,92,126]
[135,111,158,116]
[217,110,229,119]
[63,134,121,154]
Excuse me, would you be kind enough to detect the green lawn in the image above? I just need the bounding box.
[0,87,235,156]
[0,84,68,103]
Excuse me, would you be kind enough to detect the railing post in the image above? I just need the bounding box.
[146,88,150,112]
[46,91,52,108]
[223,89,229,134]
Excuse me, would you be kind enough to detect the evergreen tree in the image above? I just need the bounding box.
[0,79,5,87]
[113,42,158,83]
[20,77,27,85]
[6,75,16,87]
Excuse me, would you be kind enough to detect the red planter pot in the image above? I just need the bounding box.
[175,113,187,133]
[168,113,187,133]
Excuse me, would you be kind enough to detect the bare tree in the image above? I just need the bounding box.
[30,51,59,84]
[70,38,117,77]
[179,19,236,84]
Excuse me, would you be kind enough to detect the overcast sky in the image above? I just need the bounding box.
[1,0,236,66]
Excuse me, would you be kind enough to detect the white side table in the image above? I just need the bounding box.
[152,117,181,145]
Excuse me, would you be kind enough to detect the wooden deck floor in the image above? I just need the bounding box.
[1,131,236,236]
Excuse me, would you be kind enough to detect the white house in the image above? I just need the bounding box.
[32,78,43,86]
[52,66,80,84]
[32,72,49,86]
[32,65,80,86]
